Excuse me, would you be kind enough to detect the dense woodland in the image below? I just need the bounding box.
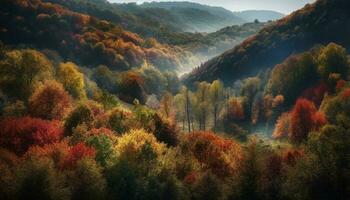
[0,0,350,200]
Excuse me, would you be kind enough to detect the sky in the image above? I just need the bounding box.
[108,0,316,14]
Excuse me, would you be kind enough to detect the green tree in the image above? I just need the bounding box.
[318,43,349,81]
[209,80,224,129]
[68,159,107,200]
[194,82,210,131]
[15,156,70,200]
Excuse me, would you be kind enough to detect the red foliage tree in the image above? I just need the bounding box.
[290,99,326,144]
[63,143,95,169]
[0,117,64,154]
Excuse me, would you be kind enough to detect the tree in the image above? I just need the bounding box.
[57,62,86,99]
[63,143,95,169]
[173,93,186,131]
[91,65,117,93]
[68,158,107,200]
[192,173,222,200]
[85,128,117,167]
[273,112,291,140]
[118,71,146,104]
[181,86,193,132]
[194,82,210,131]
[318,43,349,81]
[0,117,64,154]
[241,77,260,117]
[290,99,326,144]
[264,95,284,131]
[0,49,53,100]
[29,80,72,120]
[152,114,179,147]
[64,105,94,136]
[184,131,242,178]
[159,92,174,120]
[209,80,224,129]
[115,129,166,163]
[15,157,70,200]
[267,53,318,105]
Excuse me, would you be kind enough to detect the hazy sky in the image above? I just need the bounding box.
[108,0,316,14]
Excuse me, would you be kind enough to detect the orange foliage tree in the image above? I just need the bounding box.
[183,131,242,178]
[273,112,291,140]
[29,80,72,120]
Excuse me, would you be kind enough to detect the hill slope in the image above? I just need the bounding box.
[184,0,350,85]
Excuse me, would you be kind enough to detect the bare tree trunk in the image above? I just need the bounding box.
[213,106,217,130]
[186,91,191,133]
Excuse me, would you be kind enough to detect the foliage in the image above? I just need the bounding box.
[0,117,64,154]
[273,112,291,140]
[317,43,349,81]
[64,105,94,135]
[0,49,53,100]
[267,53,318,105]
[183,131,243,178]
[115,129,166,162]
[57,62,86,100]
[290,98,326,144]
[63,143,95,169]
[118,71,146,104]
[29,80,72,120]
[68,158,107,200]
[14,156,70,200]
[85,128,117,167]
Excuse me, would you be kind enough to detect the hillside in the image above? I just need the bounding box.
[184,0,350,85]
[233,10,285,22]
[0,0,197,72]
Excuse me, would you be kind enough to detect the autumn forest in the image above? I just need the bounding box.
[0,0,349,200]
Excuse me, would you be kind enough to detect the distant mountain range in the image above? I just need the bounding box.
[183,0,350,85]
[233,10,285,22]
[140,1,246,32]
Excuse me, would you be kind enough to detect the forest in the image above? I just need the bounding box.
[0,0,349,200]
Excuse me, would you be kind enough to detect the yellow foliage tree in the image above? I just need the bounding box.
[57,62,86,99]
[115,129,166,163]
